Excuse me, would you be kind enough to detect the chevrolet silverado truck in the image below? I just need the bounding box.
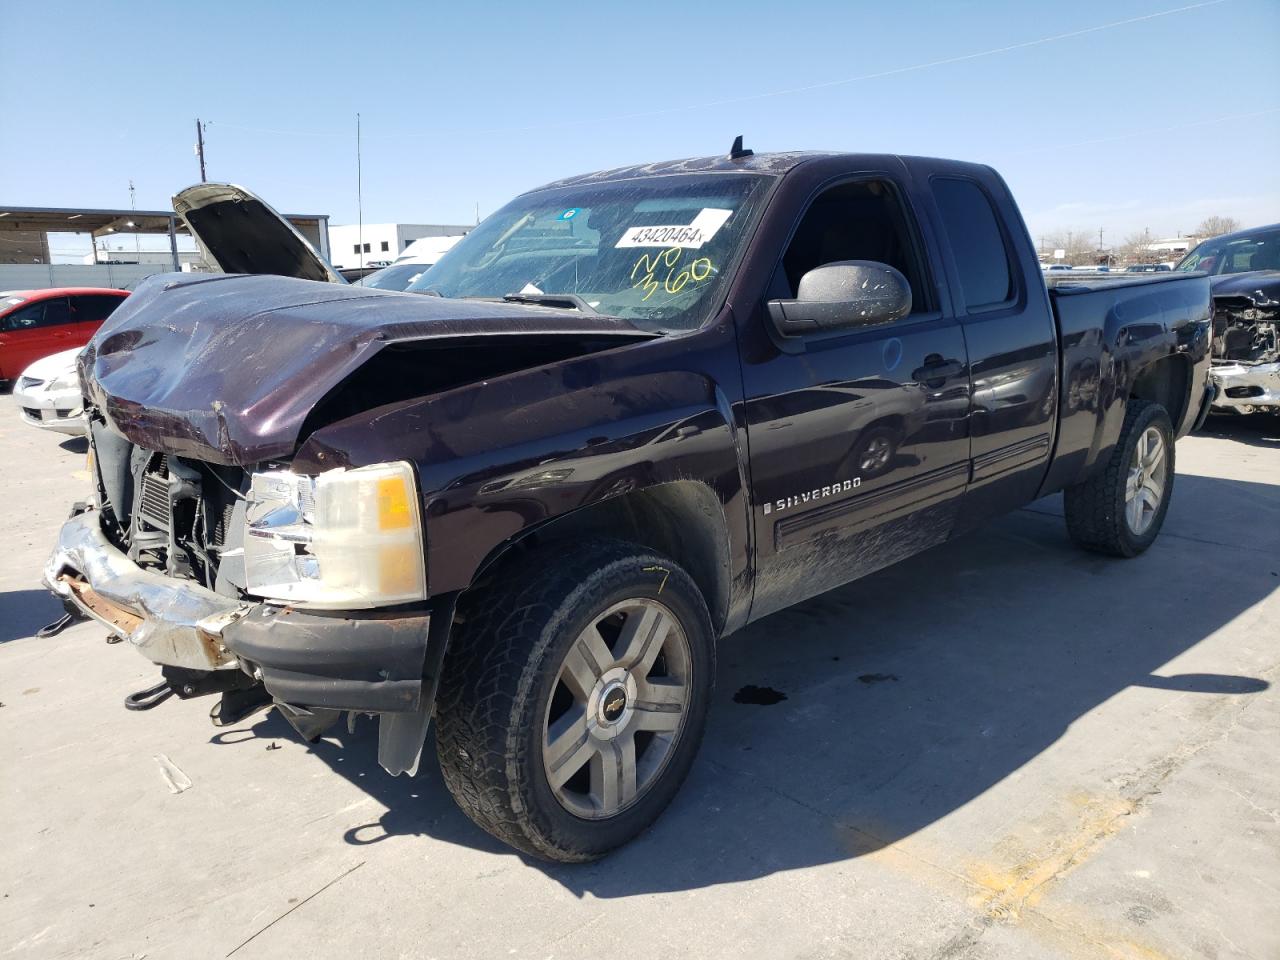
[44,149,1214,862]
[1175,222,1280,415]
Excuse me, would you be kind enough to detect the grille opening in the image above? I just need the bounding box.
[138,455,171,531]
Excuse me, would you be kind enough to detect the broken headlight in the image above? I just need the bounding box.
[244,461,426,609]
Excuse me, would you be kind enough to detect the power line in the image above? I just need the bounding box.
[206,0,1230,140]
[1011,106,1279,155]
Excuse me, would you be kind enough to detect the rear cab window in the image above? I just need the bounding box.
[931,177,1016,312]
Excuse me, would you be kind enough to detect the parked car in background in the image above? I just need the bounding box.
[1044,263,1072,271]
[1125,264,1172,273]
[13,347,87,435]
[1176,223,1280,415]
[358,235,466,291]
[337,266,381,283]
[0,288,128,386]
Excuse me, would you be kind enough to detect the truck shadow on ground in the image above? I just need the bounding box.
[1201,413,1280,449]
[0,589,66,643]
[217,472,1277,897]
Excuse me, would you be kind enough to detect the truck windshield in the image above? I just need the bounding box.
[407,174,771,332]
[1176,226,1280,275]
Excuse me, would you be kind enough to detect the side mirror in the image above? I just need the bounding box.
[767,260,912,337]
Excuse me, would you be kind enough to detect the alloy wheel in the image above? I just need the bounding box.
[1124,425,1167,535]
[542,598,692,820]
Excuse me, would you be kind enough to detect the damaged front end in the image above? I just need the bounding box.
[1208,278,1280,414]
[43,440,452,775]
[44,267,653,775]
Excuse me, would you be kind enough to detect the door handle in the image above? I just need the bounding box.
[912,357,964,383]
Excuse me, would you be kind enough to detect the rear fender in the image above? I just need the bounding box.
[1040,277,1210,495]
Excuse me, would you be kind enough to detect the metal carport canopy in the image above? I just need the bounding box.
[0,204,331,268]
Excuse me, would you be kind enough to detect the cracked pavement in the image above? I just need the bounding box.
[1,399,1276,959]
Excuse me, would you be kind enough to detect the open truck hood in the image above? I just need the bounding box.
[173,183,344,284]
[81,273,655,466]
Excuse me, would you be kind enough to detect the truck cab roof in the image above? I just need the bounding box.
[534,151,995,192]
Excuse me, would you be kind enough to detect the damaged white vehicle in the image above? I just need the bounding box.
[14,347,88,436]
[1176,224,1280,415]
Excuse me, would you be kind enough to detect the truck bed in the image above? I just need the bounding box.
[1038,271,1212,497]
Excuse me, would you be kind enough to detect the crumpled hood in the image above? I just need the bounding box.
[1209,270,1280,302]
[81,272,653,465]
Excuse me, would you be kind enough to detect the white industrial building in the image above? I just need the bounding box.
[330,222,470,269]
[81,248,204,267]
[1146,237,1199,257]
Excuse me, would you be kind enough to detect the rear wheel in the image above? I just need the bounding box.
[1064,399,1174,557]
[434,540,714,862]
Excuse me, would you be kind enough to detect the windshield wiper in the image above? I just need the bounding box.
[501,292,600,315]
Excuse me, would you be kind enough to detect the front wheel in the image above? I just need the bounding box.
[434,539,714,862]
[1064,399,1174,557]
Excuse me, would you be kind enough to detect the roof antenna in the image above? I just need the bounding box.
[728,135,753,160]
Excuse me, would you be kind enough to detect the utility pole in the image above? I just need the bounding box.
[356,113,364,274]
[129,180,140,261]
[195,119,207,182]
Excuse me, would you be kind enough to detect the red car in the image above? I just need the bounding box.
[0,287,129,384]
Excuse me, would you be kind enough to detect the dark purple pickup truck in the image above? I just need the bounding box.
[45,148,1213,861]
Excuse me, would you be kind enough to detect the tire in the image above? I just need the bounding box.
[1064,399,1175,557]
[434,539,715,862]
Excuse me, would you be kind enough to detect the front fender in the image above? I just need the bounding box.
[294,359,747,598]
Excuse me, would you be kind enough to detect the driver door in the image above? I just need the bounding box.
[740,175,972,619]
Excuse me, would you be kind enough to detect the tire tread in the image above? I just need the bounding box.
[434,539,710,862]
[1063,399,1173,557]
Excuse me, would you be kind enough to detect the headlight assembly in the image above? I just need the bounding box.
[244,461,426,608]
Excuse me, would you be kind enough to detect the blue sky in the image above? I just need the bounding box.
[2,0,1277,247]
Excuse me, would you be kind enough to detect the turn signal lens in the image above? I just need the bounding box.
[377,475,413,530]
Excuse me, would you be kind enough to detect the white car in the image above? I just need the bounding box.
[357,235,465,291]
[13,347,87,436]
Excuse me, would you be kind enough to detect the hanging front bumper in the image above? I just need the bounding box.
[43,509,249,670]
[43,508,441,715]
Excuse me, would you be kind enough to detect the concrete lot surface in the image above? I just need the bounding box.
[1,396,1277,960]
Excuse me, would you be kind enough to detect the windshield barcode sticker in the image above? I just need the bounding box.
[615,208,733,249]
